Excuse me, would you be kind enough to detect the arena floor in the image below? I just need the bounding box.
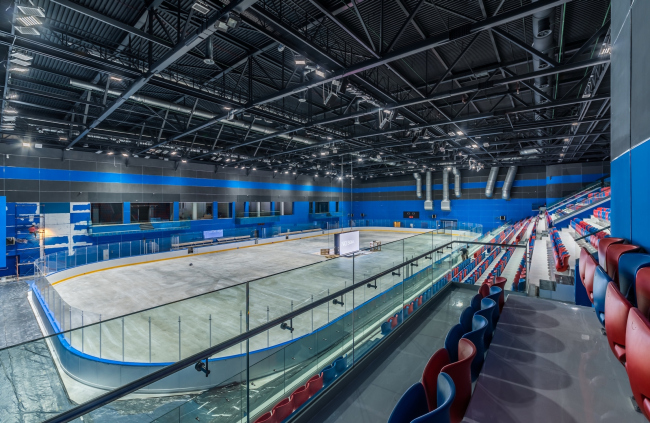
[50,229,482,364]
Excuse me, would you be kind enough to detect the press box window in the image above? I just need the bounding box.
[91,203,123,225]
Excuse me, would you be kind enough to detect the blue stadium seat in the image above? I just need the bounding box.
[470,294,482,312]
[321,364,336,386]
[617,253,650,305]
[486,286,502,325]
[387,382,430,423]
[593,266,612,326]
[444,324,465,363]
[459,307,474,333]
[333,356,347,376]
[475,298,496,347]
[381,321,392,335]
[461,315,488,381]
[411,373,455,423]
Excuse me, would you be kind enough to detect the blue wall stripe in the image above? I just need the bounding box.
[1,166,350,194]
[72,204,90,211]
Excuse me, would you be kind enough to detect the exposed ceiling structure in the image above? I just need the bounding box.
[0,0,611,179]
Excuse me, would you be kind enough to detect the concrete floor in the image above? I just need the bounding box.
[52,230,478,363]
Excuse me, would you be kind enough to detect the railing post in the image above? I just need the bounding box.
[81,311,84,352]
[149,316,152,363]
[122,317,125,361]
[266,306,269,347]
[178,316,181,360]
[246,281,250,423]
[209,314,212,348]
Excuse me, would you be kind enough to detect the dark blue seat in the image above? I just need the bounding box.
[412,373,455,423]
[486,286,502,325]
[321,364,336,386]
[618,253,650,305]
[444,324,465,363]
[593,266,612,326]
[381,321,392,335]
[459,306,474,334]
[475,298,496,347]
[470,294,482,312]
[387,382,430,423]
[461,315,488,381]
[333,356,347,376]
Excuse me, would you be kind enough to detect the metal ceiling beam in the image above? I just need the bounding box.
[67,0,261,148]
[173,0,571,143]
[385,0,426,53]
[50,0,169,48]
[233,97,608,164]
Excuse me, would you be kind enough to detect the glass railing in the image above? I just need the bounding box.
[3,224,501,423]
[546,175,610,213]
[235,210,282,218]
[23,236,520,423]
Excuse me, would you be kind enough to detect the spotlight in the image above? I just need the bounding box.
[294,55,306,65]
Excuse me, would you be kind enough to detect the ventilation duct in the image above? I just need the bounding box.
[531,0,556,145]
[68,78,316,145]
[485,167,499,198]
[424,171,433,211]
[441,168,451,211]
[502,166,518,201]
[452,167,461,198]
[413,173,422,198]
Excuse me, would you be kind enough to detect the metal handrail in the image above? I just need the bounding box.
[574,225,611,242]
[44,238,524,423]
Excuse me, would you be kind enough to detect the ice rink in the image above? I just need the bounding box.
[51,229,480,364]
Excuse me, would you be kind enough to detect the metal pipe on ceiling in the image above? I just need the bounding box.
[68,78,316,146]
[452,167,462,198]
[424,171,433,211]
[441,168,451,211]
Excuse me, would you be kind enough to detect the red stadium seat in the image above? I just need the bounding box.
[421,348,450,411]
[306,374,323,398]
[605,244,642,287]
[637,268,650,320]
[605,283,632,365]
[441,339,476,423]
[625,308,650,420]
[584,254,598,303]
[479,284,490,298]
[272,398,293,422]
[598,238,624,271]
[291,386,309,411]
[254,412,275,423]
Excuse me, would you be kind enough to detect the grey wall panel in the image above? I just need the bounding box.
[40,191,72,202]
[6,179,40,191]
[631,0,650,147]
[68,160,97,172]
[611,0,632,159]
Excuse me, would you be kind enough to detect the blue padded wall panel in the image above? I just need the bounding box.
[611,154,632,241]
[631,140,650,250]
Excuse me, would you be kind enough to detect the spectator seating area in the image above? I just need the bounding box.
[545,210,554,228]
[549,228,570,272]
[577,238,650,421]
[594,207,611,221]
[551,186,611,220]
[571,218,607,248]
[387,283,506,423]
[255,368,324,423]
[512,217,538,292]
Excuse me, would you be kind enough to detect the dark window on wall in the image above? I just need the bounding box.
[315,202,329,213]
[335,202,339,212]
[91,203,123,225]
[309,202,314,213]
[217,203,231,218]
[179,202,213,220]
[235,202,245,217]
[130,203,172,223]
[283,202,294,215]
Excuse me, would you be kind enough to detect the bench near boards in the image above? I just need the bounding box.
[171,228,323,251]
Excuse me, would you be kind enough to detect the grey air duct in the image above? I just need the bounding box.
[424,171,433,211]
[502,166,518,201]
[441,168,451,211]
[531,0,556,145]
[485,167,499,198]
[452,167,461,198]
[413,173,422,198]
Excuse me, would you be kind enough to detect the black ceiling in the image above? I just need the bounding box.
[0,0,611,179]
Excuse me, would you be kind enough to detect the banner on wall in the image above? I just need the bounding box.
[335,230,359,256]
[203,230,224,239]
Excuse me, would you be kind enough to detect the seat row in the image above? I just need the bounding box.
[545,210,553,228]
[594,207,611,221]
[387,283,506,423]
[460,247,500,284]
[577,239,650,421]
[588,186,610,200]
[549,228,570,272]
[255,371,324,423]
[571,218,607,248]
